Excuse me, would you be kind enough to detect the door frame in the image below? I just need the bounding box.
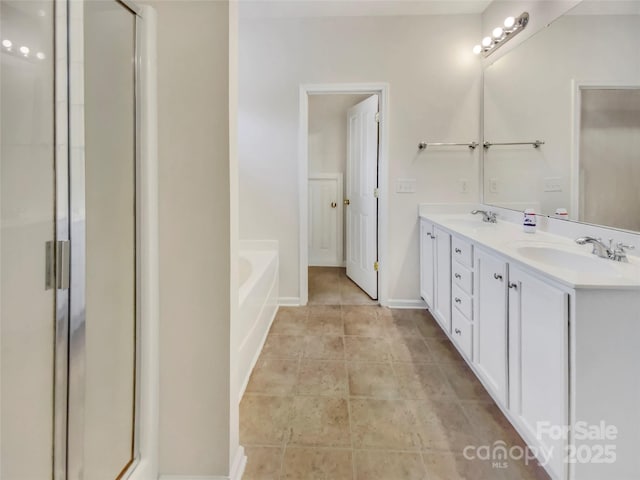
[570,80,640,224]
[298,83,389,306]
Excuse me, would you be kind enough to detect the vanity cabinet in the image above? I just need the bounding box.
[473,248,509,405]
[418,213,640,480]
[508,265,568,480]
[419,219,451,333]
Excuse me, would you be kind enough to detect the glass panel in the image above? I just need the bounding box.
[0,1,55,478]
[82,0,137,477]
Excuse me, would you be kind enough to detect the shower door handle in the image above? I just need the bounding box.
[45,240,70,290]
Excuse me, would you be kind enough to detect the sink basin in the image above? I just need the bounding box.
[514,245,623,276]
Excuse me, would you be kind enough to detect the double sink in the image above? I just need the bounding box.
[423,214,640,287]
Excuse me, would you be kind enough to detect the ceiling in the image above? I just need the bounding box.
[239,0,493,19]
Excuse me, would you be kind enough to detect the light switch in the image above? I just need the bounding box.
[489,178,499,193]
[395,179,416,193]
[459,178,469,194]
[544,177,563,192]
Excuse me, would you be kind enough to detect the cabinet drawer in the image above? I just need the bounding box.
[452,284,473,320]
[452,308,473,360]
[452,236,473,268]
[452,262,473,295]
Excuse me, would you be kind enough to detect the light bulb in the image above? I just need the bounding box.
[504,16,515,28]
[36,52,45,60]
[2,39,12,49]
[482,36,492,47]
[19,46,29,56]
[493,27,504,39]
[472,44,482,55]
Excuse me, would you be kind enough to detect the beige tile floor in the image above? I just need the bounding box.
[240,268,551,479]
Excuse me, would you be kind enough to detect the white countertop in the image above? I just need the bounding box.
[419,212,640,290]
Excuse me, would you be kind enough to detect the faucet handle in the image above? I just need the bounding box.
[616,242,635,251]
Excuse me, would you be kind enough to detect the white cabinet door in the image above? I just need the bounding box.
[433,227,451,333]
[474,248,508,405]
[509,265,568,480]
[419,219,435,309]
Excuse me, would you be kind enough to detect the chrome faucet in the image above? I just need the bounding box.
[471,209,497,223]
[575,236,635,262]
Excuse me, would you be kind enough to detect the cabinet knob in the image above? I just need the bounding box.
[494,273,503,281]
[455,248,462,254]
[454,273,462,279]
[454,328,462,335]
[454,297,462,304]
[330,202,337,208]
[344,199,350,206]
[509,282,518,290]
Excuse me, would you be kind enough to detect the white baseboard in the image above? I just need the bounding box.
[229,446,247,480]
[159,446,245,480]
[385,298,427,309]
[278,296,301,306]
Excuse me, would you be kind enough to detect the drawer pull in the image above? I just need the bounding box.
[454,273,462,279]
[454,328,462,335]
[454,297,462,304]
[455,248,462,254]
[509,282,518,290]
[494,273,503,281]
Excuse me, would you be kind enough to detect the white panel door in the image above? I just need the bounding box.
[309,175,342,266]
[346,95,378,299]
[474,248,509,405]
[509,265,568,480]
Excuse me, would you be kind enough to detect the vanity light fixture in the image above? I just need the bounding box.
[473,12,529,57]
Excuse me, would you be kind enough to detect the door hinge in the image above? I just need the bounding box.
[45,240,70,290]
[373,188,379,198]
[374,261,379,272]
[375,112,380,123]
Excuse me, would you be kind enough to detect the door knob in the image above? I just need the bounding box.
[344,199,350,206]
[330,202,337,208]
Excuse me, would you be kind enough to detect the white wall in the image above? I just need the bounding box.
[140,0,239,477]
[239,13,482,303]
[308,94,368,175]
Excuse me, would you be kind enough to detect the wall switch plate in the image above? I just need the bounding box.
[395,179,416,193]
[489,178,499,193]
[544,177,563,192]
[459,178,469,194]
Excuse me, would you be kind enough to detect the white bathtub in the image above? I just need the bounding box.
[237,241,279,400]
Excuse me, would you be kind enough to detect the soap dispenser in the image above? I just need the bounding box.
[523,208,536,233]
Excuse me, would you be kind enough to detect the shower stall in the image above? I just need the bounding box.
[1,0,157,478]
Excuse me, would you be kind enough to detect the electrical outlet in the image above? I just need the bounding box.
[459,178,469,194]
[490,178,499,193]
[544,177,563,192]
[395,179,416,193]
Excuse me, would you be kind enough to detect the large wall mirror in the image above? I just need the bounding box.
[483,1,640,232]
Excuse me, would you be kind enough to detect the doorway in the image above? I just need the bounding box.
[298,84,389,306]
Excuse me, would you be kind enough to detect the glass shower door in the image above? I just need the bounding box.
[67,0,140,478]
[0,1,57,478]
